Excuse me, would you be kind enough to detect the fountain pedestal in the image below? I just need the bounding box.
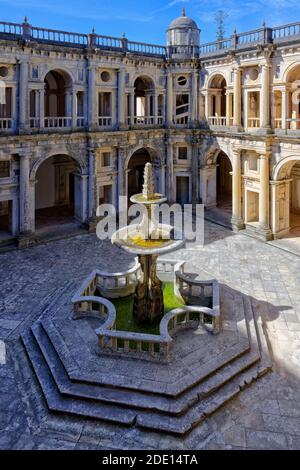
[133,254,164,325]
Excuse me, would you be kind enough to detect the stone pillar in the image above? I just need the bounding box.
[233,68,242,130]
[19,153,34,245]
[117,147,126,199]
[111,88,117,127]
[260,64,271,130]
[153,92,158,125]
[200,164,217,208]
[191,140,199,204]
[191,69,198,123]
[167,72,173,126]
[72,90,77,128]
[11,86,17,131]
[19,59,29,131]
[130,91,135,125]
[167,141,174,202]
[74,173,88,223]
[281,89,287,130]
[231,149,244,231]
[258,153,272,239]
[88,148,95,220]
[117,68,126,128]
[87,65,97,129]
[226,92,231,126]
[204,92,210,120]
[39,87,45,128]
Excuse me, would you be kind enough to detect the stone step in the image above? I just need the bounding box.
[30,320,261,416]
[41,316,251,396]
[22,327,270,435]
[21,330,137,426]
[136,363,271,435]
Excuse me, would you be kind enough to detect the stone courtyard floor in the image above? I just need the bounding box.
[1,221,300,450]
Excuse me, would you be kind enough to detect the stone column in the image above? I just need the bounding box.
[191,69,198,123]
[226,92,231,126]
[11,86,17,131]
[87,65,97,129]
[204,91,210,121]
[117,147,126,198]
[167,141,174,202]
[117,68,126,128]
[111,88,117,127]
[231,149,244,231]
[130,91,135,125]
[19,153,33,238]
[281,89,287,130]
[39,87,45,129]
[153,92,158,125]
[88,148,95,220]
[191,140,199,205]
[260,64,271,130]
[167,71,173,126]
[72,90,77,129]
[19,59,29,131]
[233,68,242,130]
[258,153,272,239]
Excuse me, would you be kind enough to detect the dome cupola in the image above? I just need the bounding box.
[167,7,200,47]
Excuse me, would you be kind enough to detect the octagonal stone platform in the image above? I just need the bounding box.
[21,277,271,436]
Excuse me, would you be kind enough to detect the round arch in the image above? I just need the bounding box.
[282,61,300,83]
[207,72,227,89]
[131,73,156,89]
[273,155,300,180]
[30,151,84,182]
[33,153,83,232]
[41,66,74,84]
[126,146,163,199]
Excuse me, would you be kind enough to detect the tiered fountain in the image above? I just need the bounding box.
[112,163,185,325]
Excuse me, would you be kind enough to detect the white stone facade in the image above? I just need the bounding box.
[1,13,300,245]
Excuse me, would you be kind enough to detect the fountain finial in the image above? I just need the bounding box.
[142,163,155,200]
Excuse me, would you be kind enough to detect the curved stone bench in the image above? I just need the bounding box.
[97,259,142,299]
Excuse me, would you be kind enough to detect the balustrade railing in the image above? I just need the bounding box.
[98,116,112,127]
[29,117,40,128]
[127,41,166,56]
[1,19,300,59]
[208,116,227,126]
[274,118,282,129]
[44,116,72,128]
[247,117,260,128]
[272,22,300,41]
[94,35,123,50]
[31,26,88,45]
[0,118,13,130]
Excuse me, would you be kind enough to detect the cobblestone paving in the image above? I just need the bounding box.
[1,222,300,449]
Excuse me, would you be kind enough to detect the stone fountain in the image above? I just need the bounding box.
[112,163,185,325]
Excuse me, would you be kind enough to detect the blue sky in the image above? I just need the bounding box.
[0,0,299,44]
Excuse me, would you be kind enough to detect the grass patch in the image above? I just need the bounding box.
[112,282,185,335]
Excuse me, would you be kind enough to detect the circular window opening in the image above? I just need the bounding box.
[178,76,187,86]
[101,71,111,82]
[249,68,259,81]
[0,66,9,78]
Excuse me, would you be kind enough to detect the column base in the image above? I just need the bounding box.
[17,232,36,249]
[84,217,99,233]
[255,224,273,241]
[230,125,243,133]
[231,217,244,232]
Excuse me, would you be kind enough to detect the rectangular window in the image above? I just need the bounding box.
[0,161,10,178]
[98,93,111,117]
[249,156,258,172]
[0,88,12,118]
[178,147,188,160]
[99,185,112,205]
[101,152,111,168]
